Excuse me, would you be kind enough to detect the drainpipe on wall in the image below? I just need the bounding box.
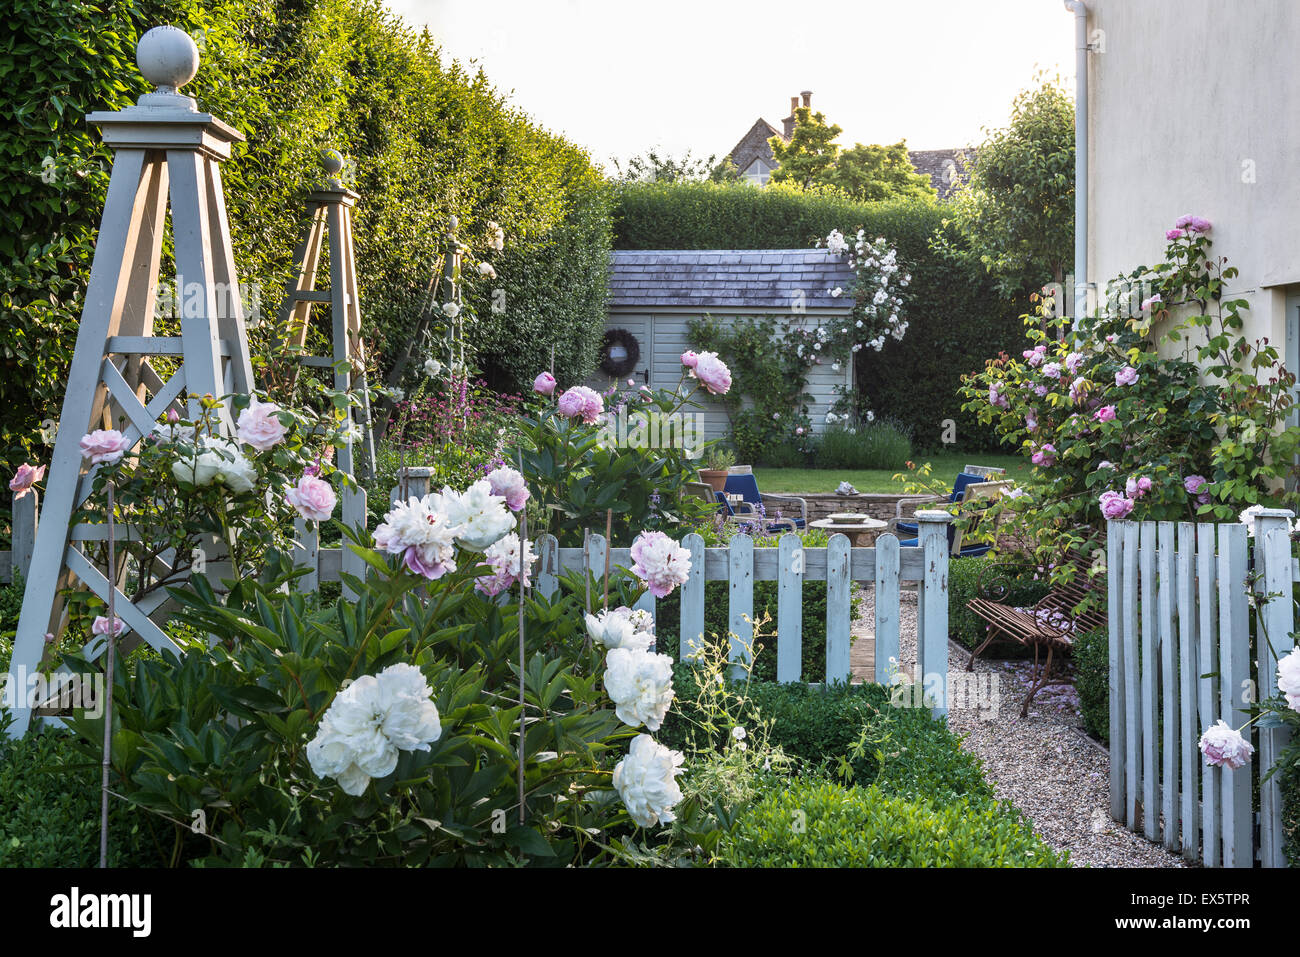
[1064,0,1089,322]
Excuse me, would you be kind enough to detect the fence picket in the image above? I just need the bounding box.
[1197,522,1220,868]
[587,533,607,612]
[915,511,952,716]
[873,533,900,686]
[1107,521,1125,823]
[1158,521,1178,851]
[825,534,852,685]
[292,517,319,593]
[1254,512,1293,868]
[1139,521,1159,841]
[1217,522,1251,868]
[775,534,803,683]
[1176,522,1198,862]
[680,533,705,661]
[1121,521,1140,831]
[728,534,754,674]
[535,534,559,600]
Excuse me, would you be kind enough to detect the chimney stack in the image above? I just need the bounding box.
[783,95,800,139]
[801,90,812,108]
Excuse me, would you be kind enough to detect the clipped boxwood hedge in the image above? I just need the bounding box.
[719,778,1065,867]
[1073,627,1109,744]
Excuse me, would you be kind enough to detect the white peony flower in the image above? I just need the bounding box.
[307,663,441,796]
[585,608,655,651]
[604,646,674,731]
[1279,647,1300,711]
[1198,719,1254,770]
[1238,504,1267,536]
[613,734,684,827]
[442,479,515,551]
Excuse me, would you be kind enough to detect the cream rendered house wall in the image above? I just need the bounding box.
[1085,0,1300,357]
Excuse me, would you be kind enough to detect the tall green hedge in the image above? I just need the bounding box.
[0,0,608,503]
[612,180,1022,451]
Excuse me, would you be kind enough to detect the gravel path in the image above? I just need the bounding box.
[850,585,1187,868]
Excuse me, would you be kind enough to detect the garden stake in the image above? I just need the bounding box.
[602,509,612,611]
[99,480,117,869]
[517,463,528,825]
[582,527,592,651]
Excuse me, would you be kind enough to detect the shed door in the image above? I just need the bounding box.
[590,314,652,391]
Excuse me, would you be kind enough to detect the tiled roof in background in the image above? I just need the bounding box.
[608,249,855,311]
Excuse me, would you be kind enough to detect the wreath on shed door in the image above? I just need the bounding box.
[598,328,641,378]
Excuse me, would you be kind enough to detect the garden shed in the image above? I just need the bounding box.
[592,249,856,443]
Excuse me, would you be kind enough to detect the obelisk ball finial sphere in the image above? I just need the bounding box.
[321,149,345,176]
[136,26,200,92]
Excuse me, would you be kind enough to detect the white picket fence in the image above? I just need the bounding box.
[1108,512,1295,868]
[3,477,955,706]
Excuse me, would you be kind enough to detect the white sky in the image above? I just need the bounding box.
[384,0,1077,169]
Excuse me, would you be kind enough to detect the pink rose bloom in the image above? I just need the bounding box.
[629,530,692,599]
[533,371,556,395]
[486,466,529,512]
[1115,366,1139,387]
[80,429,130,465]
[1064,352,1085,374]
[166,408,180,424]
[795,426,805,435]
[1023,345,1047,368]
[1197,493,1211,505]
[1068,377,1089,403]
[236,396,288,451]
[1184,474,1208,495]
[1025,411,1038,432]
[9,462,46,498]
[557,385,604,424]
[689,351,732,395]
[680,351,699,369]
[284,474,337,522]
[1034,384,1049,397]
[1041,362,1062,380]
[1198,720,1253,769]
[92,615,125,637]
[1125,476,1152,499]
[1094,405,1116,423]
[1030,443,1056,467]
[1105,334,1118,343]
[1141,294,1162,310]
[989,383,1009,410]
[1166,228,1186,241]
[1099,490,1134,520]
[1175,215,1212,234]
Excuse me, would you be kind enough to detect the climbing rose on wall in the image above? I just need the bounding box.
[284,474,337,522]
[236,396,288,451]
[9,462,45,498]
[80,429,130,465]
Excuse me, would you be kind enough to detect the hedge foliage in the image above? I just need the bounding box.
[718,778,1065,867]
[0,0,609,502]
[611,180,1023,450]
[1073,627,1109,744]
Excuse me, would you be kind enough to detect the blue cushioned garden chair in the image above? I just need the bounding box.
[722,473,807,530]
[893,471,985,537]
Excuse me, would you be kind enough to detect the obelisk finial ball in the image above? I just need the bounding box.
[136,26,200,91]
[321,150,345,175]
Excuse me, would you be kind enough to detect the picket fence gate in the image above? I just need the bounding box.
[1108,512,1294,868]
[3,477,955,710]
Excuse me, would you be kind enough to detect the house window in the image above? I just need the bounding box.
[743,159,771,185]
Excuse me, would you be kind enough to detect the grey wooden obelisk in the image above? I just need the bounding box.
[4,26,255,737]
[279,150,373,595]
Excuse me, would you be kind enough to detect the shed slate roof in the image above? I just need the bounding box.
[609,249,855,311]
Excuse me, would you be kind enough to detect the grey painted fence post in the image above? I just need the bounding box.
[11,490,37,583]
[915,510,952,717]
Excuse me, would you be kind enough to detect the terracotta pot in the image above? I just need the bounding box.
[698,469,729,493]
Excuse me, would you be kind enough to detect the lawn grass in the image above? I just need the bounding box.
[753,452,1029,494]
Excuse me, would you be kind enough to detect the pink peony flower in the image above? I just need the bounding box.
[80,429,130,465]
[1278,647,1300,712]
[9,462,46,498]
[284,474,337,522]
[680,351,699,369]
[1198,720,1253,769]
[486,466,529,512]
[689,351,732,395]
[404,544,453,581]
[629,530,692,599]
[92,615,125,637]
[1094,405,1117,423]
[474,533,536,597]
[557,386,604,424]
[532,371,556,396]
[1099,490,1134,520]
[236,396,288,451]
[1115,366,1139,387]
[1184,474,1208,495]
